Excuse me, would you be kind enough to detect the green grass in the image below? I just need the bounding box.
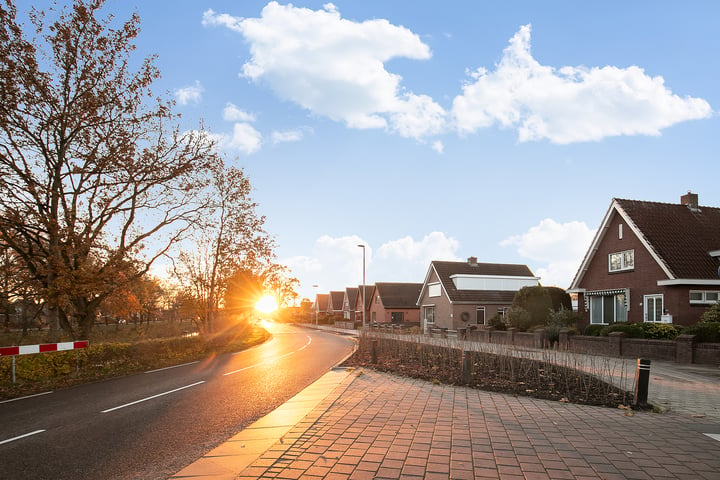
[0,320,270,400]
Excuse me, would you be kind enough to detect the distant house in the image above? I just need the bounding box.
[327,291,345,320]
[569,192,720,327]
[368,282,423,325]
[417,257,539,332]
[312,294,329,324]
[342,287,359,322]
[353,285,373,327]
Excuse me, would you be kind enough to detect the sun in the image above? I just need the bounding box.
[255,295,278,314]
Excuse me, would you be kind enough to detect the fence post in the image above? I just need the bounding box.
[633,358,651,408]
[462,350,472,384]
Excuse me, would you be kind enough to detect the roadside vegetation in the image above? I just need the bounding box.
[344,334,636,409]
[0,318,270,401]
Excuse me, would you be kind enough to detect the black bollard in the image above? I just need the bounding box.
[462,350,472,384]
[633,358,651,408]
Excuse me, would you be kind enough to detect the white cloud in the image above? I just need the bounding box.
[223,103,256,122]
[203,2,447,140]
[285,231,460,300]
[174,81,204,106]
[212,122,263,155]
[501,218,596,287]
[431,141,444,154]
[452,24,713,143]
[374,232,460,282]
[272,129,305,144]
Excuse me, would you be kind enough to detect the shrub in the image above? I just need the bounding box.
[583,324,605,336]
[700,303,720,323]
[600,322,645,338]
[487,313,507,330]
[682,322,720,343]
[512,286,552,327]
[641,322,681,340]
[505,306,534,331]
[544,308,581,344]
[545,287,573,312]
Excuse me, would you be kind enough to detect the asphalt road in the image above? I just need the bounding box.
[0,322,355,479]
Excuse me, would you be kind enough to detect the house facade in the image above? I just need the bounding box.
[312,294,329,323]
[342,287,359,322]
[417,257,539,332]
[353,285,373,327]
[368,282,423,325]
[327,291,345,320]
[569,193,720,327]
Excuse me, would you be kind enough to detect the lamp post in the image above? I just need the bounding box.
[312,284,319,326]
[357,244,366,329]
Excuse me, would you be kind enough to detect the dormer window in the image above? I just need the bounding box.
[609,249,634,272]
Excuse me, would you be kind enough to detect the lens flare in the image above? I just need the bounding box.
[255,295,278,314]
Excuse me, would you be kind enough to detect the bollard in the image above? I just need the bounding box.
[633,358,651,408]
[462,350,472,384]
[371,339,378,364]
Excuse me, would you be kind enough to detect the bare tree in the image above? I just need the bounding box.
[0,0,217,340]
[174,164,273,332]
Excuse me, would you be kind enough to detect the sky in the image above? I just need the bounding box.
[24,1,720,301]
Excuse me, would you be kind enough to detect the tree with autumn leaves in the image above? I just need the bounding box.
[0,0,294,339]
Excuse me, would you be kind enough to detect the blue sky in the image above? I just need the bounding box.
[27,1,720,301]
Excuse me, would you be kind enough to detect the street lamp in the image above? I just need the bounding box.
[312,285,319,325]
[357,244,366,329]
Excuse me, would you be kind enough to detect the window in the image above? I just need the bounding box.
[423,306,435,324]
[589,292,627,324]
[644,295,664,323]
[371,312,376,322]
[391,312,404,324]
[375,295,379,304]
[609,250,634,272]
[428,283,441,298]
[476,307,486,325]
[690,290,720,305]
[618,223,623,240]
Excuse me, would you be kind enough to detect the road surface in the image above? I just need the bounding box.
[0,322,354,479]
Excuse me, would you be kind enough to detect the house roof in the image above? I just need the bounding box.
[375,283,423,309]
[357,285,373,310]
[422,260,536,304]
[571,196,720,288]
[328,291,345,311]
[314,294,329,311]
[616,198,720,279]
[345,287,358,309]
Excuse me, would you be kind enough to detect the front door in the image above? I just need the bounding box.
[644,294,663,323]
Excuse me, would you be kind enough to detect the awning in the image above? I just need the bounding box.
[583,288,630,311]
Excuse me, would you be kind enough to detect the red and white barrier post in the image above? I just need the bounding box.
[0,341,89,384]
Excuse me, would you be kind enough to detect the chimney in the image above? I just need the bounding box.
[467,256,478,266]
[681,191,699,211]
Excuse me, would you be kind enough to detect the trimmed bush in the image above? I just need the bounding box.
[641,323,681,340]
[700,303,720,323]
[600,322,645,338]
[583,324,605,336]
[544,308,580,344]
[682,322,720,343]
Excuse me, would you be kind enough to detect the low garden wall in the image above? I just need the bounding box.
[464,327,720,365]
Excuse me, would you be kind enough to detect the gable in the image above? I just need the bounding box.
[571,197,720,289]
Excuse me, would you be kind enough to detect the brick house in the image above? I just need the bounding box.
[327,291,345,321]
[368,282,423,326]
[342,287,359,322]
[569,192,720,327]
[353,285,373,327]
[417,257,539,332]
[312,293,329,323]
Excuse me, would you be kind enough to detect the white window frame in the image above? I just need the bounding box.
[609,249,634,272]
[589,293,628,325]
[689,290,720,305]
[644,294,664,323]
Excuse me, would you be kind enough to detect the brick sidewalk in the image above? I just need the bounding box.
[237,369,720,480]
